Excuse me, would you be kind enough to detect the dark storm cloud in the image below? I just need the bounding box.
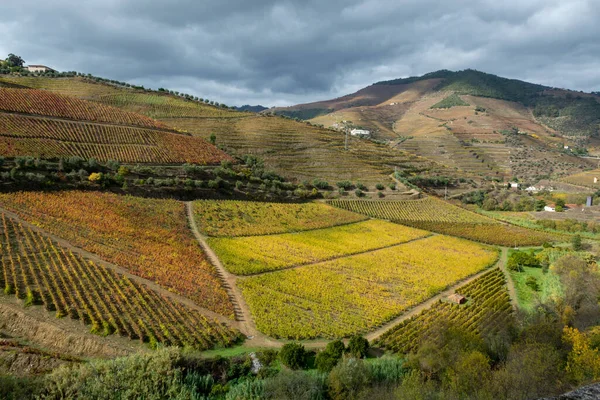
[1,0,599,106]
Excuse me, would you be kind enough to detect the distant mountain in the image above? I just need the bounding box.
[235,104,268,113]
[267,69,600,181]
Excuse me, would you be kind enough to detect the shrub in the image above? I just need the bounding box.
[526,276,540,291]
[328,358,371,400]
[279,342,307,370]
[316,340,346,372]
[376,183,385,190]
[40,348,188,400]
[354,189,364,197]
[313,179,329,190]
[347,335,369,358]
[356,182,367,191]
[88,172,103,183]
[336,180,353,190]
[388,183,396,190]
[366,357,405,384]
[572,234,583,251]
[263,370,326,400]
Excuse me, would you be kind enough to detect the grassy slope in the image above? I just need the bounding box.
[510,267,563,311]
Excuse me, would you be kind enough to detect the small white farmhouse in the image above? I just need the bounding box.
[25,65,56,73]
[544,205,556,212]
[350,129,371,138]
[509,182,519,189]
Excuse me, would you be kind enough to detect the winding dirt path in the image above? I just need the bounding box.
[185,201,274,343]
[0,206,234,328]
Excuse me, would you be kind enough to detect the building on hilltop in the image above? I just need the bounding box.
[25,65,56,73]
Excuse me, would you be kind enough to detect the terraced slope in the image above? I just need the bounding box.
[376,268,512,354]
[329,198,562,246]
[0,76,451,186]
[0,87,232,164]
[0,191,234,318]
[0,213,240,350]
[193,200,367,237]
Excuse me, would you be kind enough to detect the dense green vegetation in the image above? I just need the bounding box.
[273,108,333,120]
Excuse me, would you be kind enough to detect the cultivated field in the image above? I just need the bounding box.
[0,88,166,130]
[0,113,232,164]
[376,268,512,354]
[329,198,562,246]
[193,200,367,237]
[208,220,430,275]
[0,213,240,350]
[561,169,600,189]
[238,235,499,338]
[0,191,233,317]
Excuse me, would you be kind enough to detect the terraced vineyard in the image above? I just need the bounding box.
[0,88,167,130]
[0,76,244,119]
[193,200,367,237]
[209,220,430,275]
[238,235,498,339]
[376,268,512,354]
[560,169,600,189]
[96,93,247,119]
[0,113,232,164]
[329,198,561,246]
[0,191,233,317]
[160,115,438,186]
[0,213,240,350]
[329,197,493,223]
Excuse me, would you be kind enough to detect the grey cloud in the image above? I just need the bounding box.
[1,0,599,106]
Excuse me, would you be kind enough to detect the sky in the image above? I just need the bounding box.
[1,0,599,107]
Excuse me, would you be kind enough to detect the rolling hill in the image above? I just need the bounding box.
[0,87,232,165]
[269,69,600,181]
[0,75,461,188]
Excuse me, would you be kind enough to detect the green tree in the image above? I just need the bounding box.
[347,335,369,358]
[279,342,307,370]
[209,133,216,145]
[5,53,24,67]
[328,358,371,400]
[316,340,346,372]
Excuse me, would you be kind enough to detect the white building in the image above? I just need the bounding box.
[544,205,556,212]
[350,129,370,138]
[25,65,56,73]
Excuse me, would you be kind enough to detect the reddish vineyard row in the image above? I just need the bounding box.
[376,268,513,354]
[0,113,232,164]
[0,191,234,317]
[0,214,241,349]
[0,88,167,130]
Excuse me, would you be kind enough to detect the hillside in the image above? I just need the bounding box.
[269,69,600,181]
[0,76,460,188]
[0,87,232,165]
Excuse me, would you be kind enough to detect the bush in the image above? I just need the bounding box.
[526,276,540,291]
[347,335,369,358]
[312,179,329,190]
[354,189,364,197]
[328,358,371,400]
[366,357,405,384]
[507,250,540,272]
[279,342,307,370]
[572,234,583,251]
[40,348,188,400]
[388,183,396,190]
[376,183,385,190]
[356,182,367,191]
[316,340,346,372]
[263,370,326,400]
[336,180,353,190]
[88,172,103,183]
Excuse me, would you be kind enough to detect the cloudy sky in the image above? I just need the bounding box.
[1,0,599,107]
